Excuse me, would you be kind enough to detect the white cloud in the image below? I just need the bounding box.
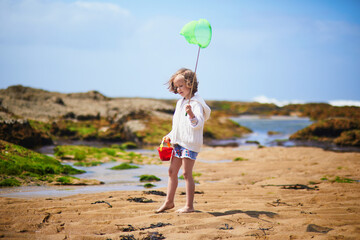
[252,95,305,107]
[328,100,360,107]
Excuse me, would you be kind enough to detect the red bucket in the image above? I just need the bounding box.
[157,141,173,161]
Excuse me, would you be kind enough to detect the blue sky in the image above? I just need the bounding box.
[1,0,360,106]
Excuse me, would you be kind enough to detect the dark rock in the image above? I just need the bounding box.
[306,224,333,233]
[180,191,204,195]
[281,184,318,190]
[143,232,165,240]
[290,118,360,147]
[261,184,318,191]
[63,112,76,119]
[143,190,166,196]
[53,97,65,105]
[120,225,136,232]
[156,108,174,114]
[42,213,51,223]
[49,122,76,137]
[0,119,52,148]
[76,113,100,121]
[91,200,112,208]
[116,110,150,124]
[119,234,136,240]
[127,197,154,203]
[139,222,171,230]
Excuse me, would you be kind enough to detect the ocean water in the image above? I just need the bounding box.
[232,115,313,147]
[208,115,313,147]
[211,115,360,152]
[0,161,175,198]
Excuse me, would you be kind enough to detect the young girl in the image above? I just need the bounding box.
[156,68,211,213]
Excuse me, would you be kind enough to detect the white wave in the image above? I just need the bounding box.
[328,100,360,107]
[253,95,360,107]
[252,95,305,107]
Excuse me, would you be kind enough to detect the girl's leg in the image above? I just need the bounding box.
[156,157,182,213]
[176,158,196,213]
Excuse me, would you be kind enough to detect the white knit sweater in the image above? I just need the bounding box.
[166,94,211,152]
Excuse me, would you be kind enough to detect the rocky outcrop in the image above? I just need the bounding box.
[0,85,173,122]
[0,85,254,148]
[0,119,52,148]
[204,111,252,140]
[0,85,176,146]
[207,101,360,120]
[0,139,103,186]
[290,118,360,147]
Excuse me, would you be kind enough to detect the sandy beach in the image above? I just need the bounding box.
[1,146,359,239]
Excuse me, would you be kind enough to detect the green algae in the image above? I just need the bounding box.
[0,177,21,187]
[139,175,161,182]
[110,163,139,170]
[290,118,360,147]
[135,117,172,144]
[56,176,79,185]
[74,161,103,167]
[54,145,145,163]
[321,175,357,183]
[233,157,248,162]
[0,140,85,186]
[143,183,156,188]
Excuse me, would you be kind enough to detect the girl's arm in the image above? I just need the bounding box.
[187,103,204,129]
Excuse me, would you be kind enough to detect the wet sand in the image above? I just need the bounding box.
[0,146,359,239]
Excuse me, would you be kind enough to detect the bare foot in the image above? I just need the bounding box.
[155,203,175,213]
[175,207,194,213]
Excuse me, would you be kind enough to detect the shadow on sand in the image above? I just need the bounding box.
[208,209,278,220]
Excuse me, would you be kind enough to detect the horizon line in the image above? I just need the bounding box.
[1,84,360,108]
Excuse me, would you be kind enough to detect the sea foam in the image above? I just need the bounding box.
[253,95,360,107]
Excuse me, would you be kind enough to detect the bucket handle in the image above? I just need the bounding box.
[160,139,171,151]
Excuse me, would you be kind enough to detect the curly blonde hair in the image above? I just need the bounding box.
[167,68,198,97]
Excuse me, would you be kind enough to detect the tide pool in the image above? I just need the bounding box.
[208,115,313,147]
[0,161,177,198]
[232,115,313,147]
